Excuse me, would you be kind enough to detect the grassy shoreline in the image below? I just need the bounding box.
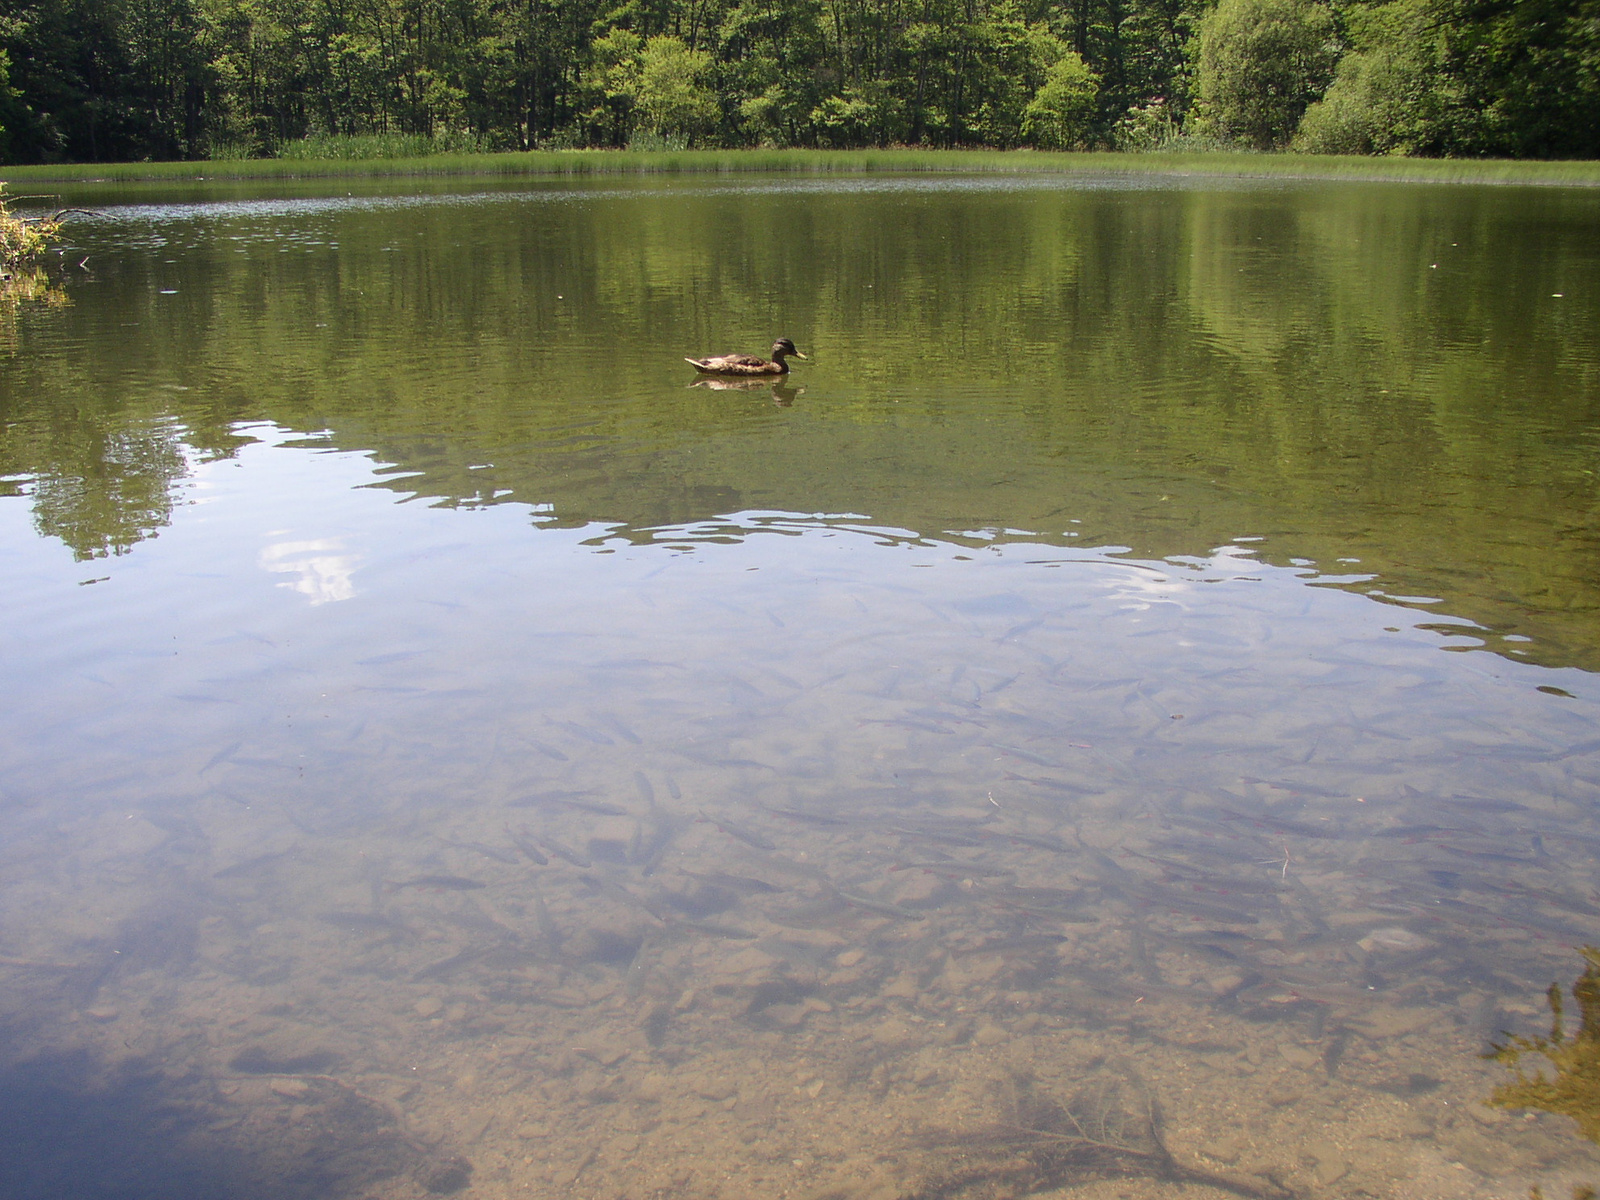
[3,147,1599,188]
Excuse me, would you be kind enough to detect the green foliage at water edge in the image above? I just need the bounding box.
[0,183,65,267]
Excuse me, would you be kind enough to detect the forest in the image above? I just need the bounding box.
[0,0,1596,164]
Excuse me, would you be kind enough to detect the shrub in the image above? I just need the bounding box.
[1113,98,1179,151]
[1021,52,1100,149]
[634,37,718,144]
[1195,0,1340,149]
[1292,0,1472,156]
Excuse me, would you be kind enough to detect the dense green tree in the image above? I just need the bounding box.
[1194,0,1338,148]
[0,0,1593,160]
[1436,0,1600,157]
[0,51,16,158]
[809,83,903,146]
[1296,0,1600,159]
[634,34,717,140]
[1023,48,1100,146]
[1293,0,1454,154]
[578,28,643,144]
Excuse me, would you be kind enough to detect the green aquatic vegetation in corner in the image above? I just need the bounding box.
[1490,946,1600,1141]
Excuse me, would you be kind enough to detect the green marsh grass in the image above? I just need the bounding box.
[274,131,493,160]
[5,147,1600,187]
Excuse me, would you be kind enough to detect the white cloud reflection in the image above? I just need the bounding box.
[259,537,358,605]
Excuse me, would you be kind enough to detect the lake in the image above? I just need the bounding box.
[2,171,1600,1200]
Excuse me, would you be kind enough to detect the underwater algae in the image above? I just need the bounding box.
[1491,948,1600,1200]
[1491,947,1600,1141]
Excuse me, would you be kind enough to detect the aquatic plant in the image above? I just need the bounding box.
[0,184,65,270]
[1490,946,1600,1142]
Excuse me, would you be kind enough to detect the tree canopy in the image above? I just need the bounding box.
[0,0,1595,161]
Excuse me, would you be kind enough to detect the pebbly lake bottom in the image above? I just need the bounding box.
[3,428,1600,1199]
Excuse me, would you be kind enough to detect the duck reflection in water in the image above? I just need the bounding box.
[689,376,803,407]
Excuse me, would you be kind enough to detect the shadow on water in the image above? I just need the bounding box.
[0,1037,466,1200]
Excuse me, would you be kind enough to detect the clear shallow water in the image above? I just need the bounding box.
[3,175,1600,1200]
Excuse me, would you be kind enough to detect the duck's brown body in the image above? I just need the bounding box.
[686,338,807,376]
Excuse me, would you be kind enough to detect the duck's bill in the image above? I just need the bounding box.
[793,351,809,360]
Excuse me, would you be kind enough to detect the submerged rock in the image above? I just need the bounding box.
[415,1153,473,1194]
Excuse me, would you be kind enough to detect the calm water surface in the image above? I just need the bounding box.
[2,173,1600,1200]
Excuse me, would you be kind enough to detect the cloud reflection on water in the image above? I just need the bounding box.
[258,536,358,605]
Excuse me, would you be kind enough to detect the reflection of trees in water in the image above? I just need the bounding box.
[1,266,199,560]
[4,184,1599,655]
[0,267,68,356]
[18,421,188,562]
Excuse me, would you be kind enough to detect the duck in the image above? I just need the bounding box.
[685,338,807,376]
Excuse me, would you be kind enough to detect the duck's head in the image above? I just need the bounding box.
[772,338,807,361]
